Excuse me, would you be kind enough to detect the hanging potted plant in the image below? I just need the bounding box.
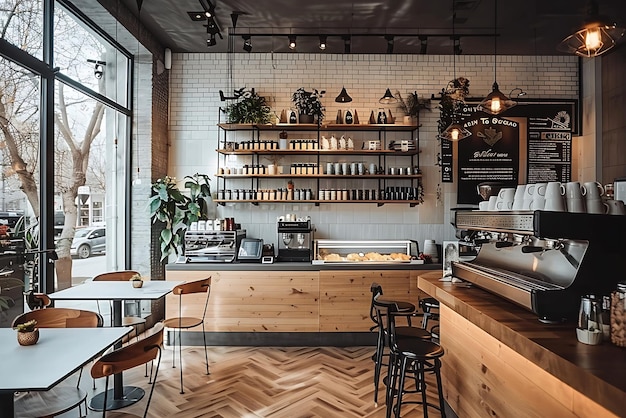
[223,88,272,124]
[149,173,211,262]
[291,88,325,124]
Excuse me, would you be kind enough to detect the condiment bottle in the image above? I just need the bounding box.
[577,295,603,345]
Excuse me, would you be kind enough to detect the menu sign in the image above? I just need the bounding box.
[457,112,519,204]
[526,105,573,183]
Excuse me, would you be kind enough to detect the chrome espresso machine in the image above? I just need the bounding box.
[452,210,626,322]
[178,229,246,263]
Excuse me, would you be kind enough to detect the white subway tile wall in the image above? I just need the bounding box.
[168,53,578,248]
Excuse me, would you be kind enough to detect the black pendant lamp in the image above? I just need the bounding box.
[440,122,471,142]
[557,0,624,57]
[379,88,397,104]
[335,87,352,103]
[479,0,516,115]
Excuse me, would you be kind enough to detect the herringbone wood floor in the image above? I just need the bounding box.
[69,344,444,418]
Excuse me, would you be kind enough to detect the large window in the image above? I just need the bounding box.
[0,0,133,298]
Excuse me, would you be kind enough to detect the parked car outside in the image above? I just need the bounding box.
[70,226,106,259]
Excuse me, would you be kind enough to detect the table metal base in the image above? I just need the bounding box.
[89,386,145,411]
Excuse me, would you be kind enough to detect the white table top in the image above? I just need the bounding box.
[48,280,184,301]
[0,327,131,391]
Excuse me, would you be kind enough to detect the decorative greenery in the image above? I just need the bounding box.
[291,88,325,121]
[437,77,470,135]
[129,273,143,281]
[15,319,37,332]
[149,173,211,262]
[223,88,272,124]
[395,91,431,118]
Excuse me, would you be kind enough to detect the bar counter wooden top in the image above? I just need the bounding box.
[418,271,625,417]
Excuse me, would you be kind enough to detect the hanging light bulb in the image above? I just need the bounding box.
[335,87,352,103]
[439,122,471,142]
[479,0,516,115]
[379,88,397,104]
[557,0,624,57]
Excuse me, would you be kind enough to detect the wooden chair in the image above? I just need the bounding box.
[92,270,147,335]
[86,323,164,418]
[163,277,211,394]
[12,308,104,418]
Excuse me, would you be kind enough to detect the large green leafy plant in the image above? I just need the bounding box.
[224,88,272,124]
[149,174,211,261]
[291,88,325,121]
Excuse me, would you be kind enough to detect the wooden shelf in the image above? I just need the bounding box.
[217,149,420,156]
[215,174,422,179]
[218,123,420,132]
[214,199,421,207]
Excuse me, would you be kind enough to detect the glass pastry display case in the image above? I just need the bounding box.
[313,239,421,264]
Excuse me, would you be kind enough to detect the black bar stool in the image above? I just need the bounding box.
[370,283,429,405]
[374,298,446,418]
[420,297,440,331]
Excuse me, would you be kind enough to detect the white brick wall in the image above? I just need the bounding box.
[168,53,579,247]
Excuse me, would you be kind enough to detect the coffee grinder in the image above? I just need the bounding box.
[277,220,314,262]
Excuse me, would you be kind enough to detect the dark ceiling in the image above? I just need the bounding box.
[119,0,626,55]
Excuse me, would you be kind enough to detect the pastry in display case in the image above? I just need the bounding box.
[313,239,422,264]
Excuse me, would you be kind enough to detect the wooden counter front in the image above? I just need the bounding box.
[418,271,625,417]
[167,267,434,333]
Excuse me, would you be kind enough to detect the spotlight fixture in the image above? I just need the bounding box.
[509,88,527,98]
[288,35,297,50]
[343,35,351,53]
[419,36,428,54]
[87,59,106,79]
[207,33,217,47]
[386,35,394,54]
[242,35,252,52]
[479,0,516,115]
[319,35,327,50]
[558,0,624,57]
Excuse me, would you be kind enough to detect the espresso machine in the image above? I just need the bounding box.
[277,220,314,262]
[452,210,626,322]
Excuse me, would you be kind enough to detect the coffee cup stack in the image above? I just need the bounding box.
[522,184,535,210]
[495,188,515,211]
[529,182,547,210]
[512,185,526,210]
[582,181,607,214]
[564,181,586,213]
[606,199,626,215]
[544,182,566,211]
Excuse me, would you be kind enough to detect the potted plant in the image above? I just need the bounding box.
[437,77,470,136]
[129,273,144,288]
[149,173,211,262]
[291,88,325,123]
[395,91,431,125]
[14,319,39,345]
[223,88,272,124]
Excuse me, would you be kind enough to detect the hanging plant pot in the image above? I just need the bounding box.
[17,329,39,346]
[299,114,314,124]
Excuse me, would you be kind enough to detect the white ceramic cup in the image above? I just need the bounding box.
[496,188,515,211]
[478,201,490,211]
[582,181,604,199]
[488,196,498,211]
[524,184,536,200]
[267,164,276,175]
[532,183,547,198]
[606,199,626,215]
[586,198,608,214]
[544,197,566,211]
[565,181,583,200]
[545,182,565,199]
[530,196,545,210]
[512,185,526,210]
[566,197,586,213]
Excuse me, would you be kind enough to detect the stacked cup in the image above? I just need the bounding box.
[495,188,515,211]
[544,182,566,211]
[522,184,535,210]
[529,183,547,210]
[512,185,526,210]
[564,181,585,213]
[582,181,606,214]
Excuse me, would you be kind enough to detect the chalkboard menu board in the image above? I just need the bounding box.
[444,99,577,204]
[526,104,573,183]
[457,112,520,204]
